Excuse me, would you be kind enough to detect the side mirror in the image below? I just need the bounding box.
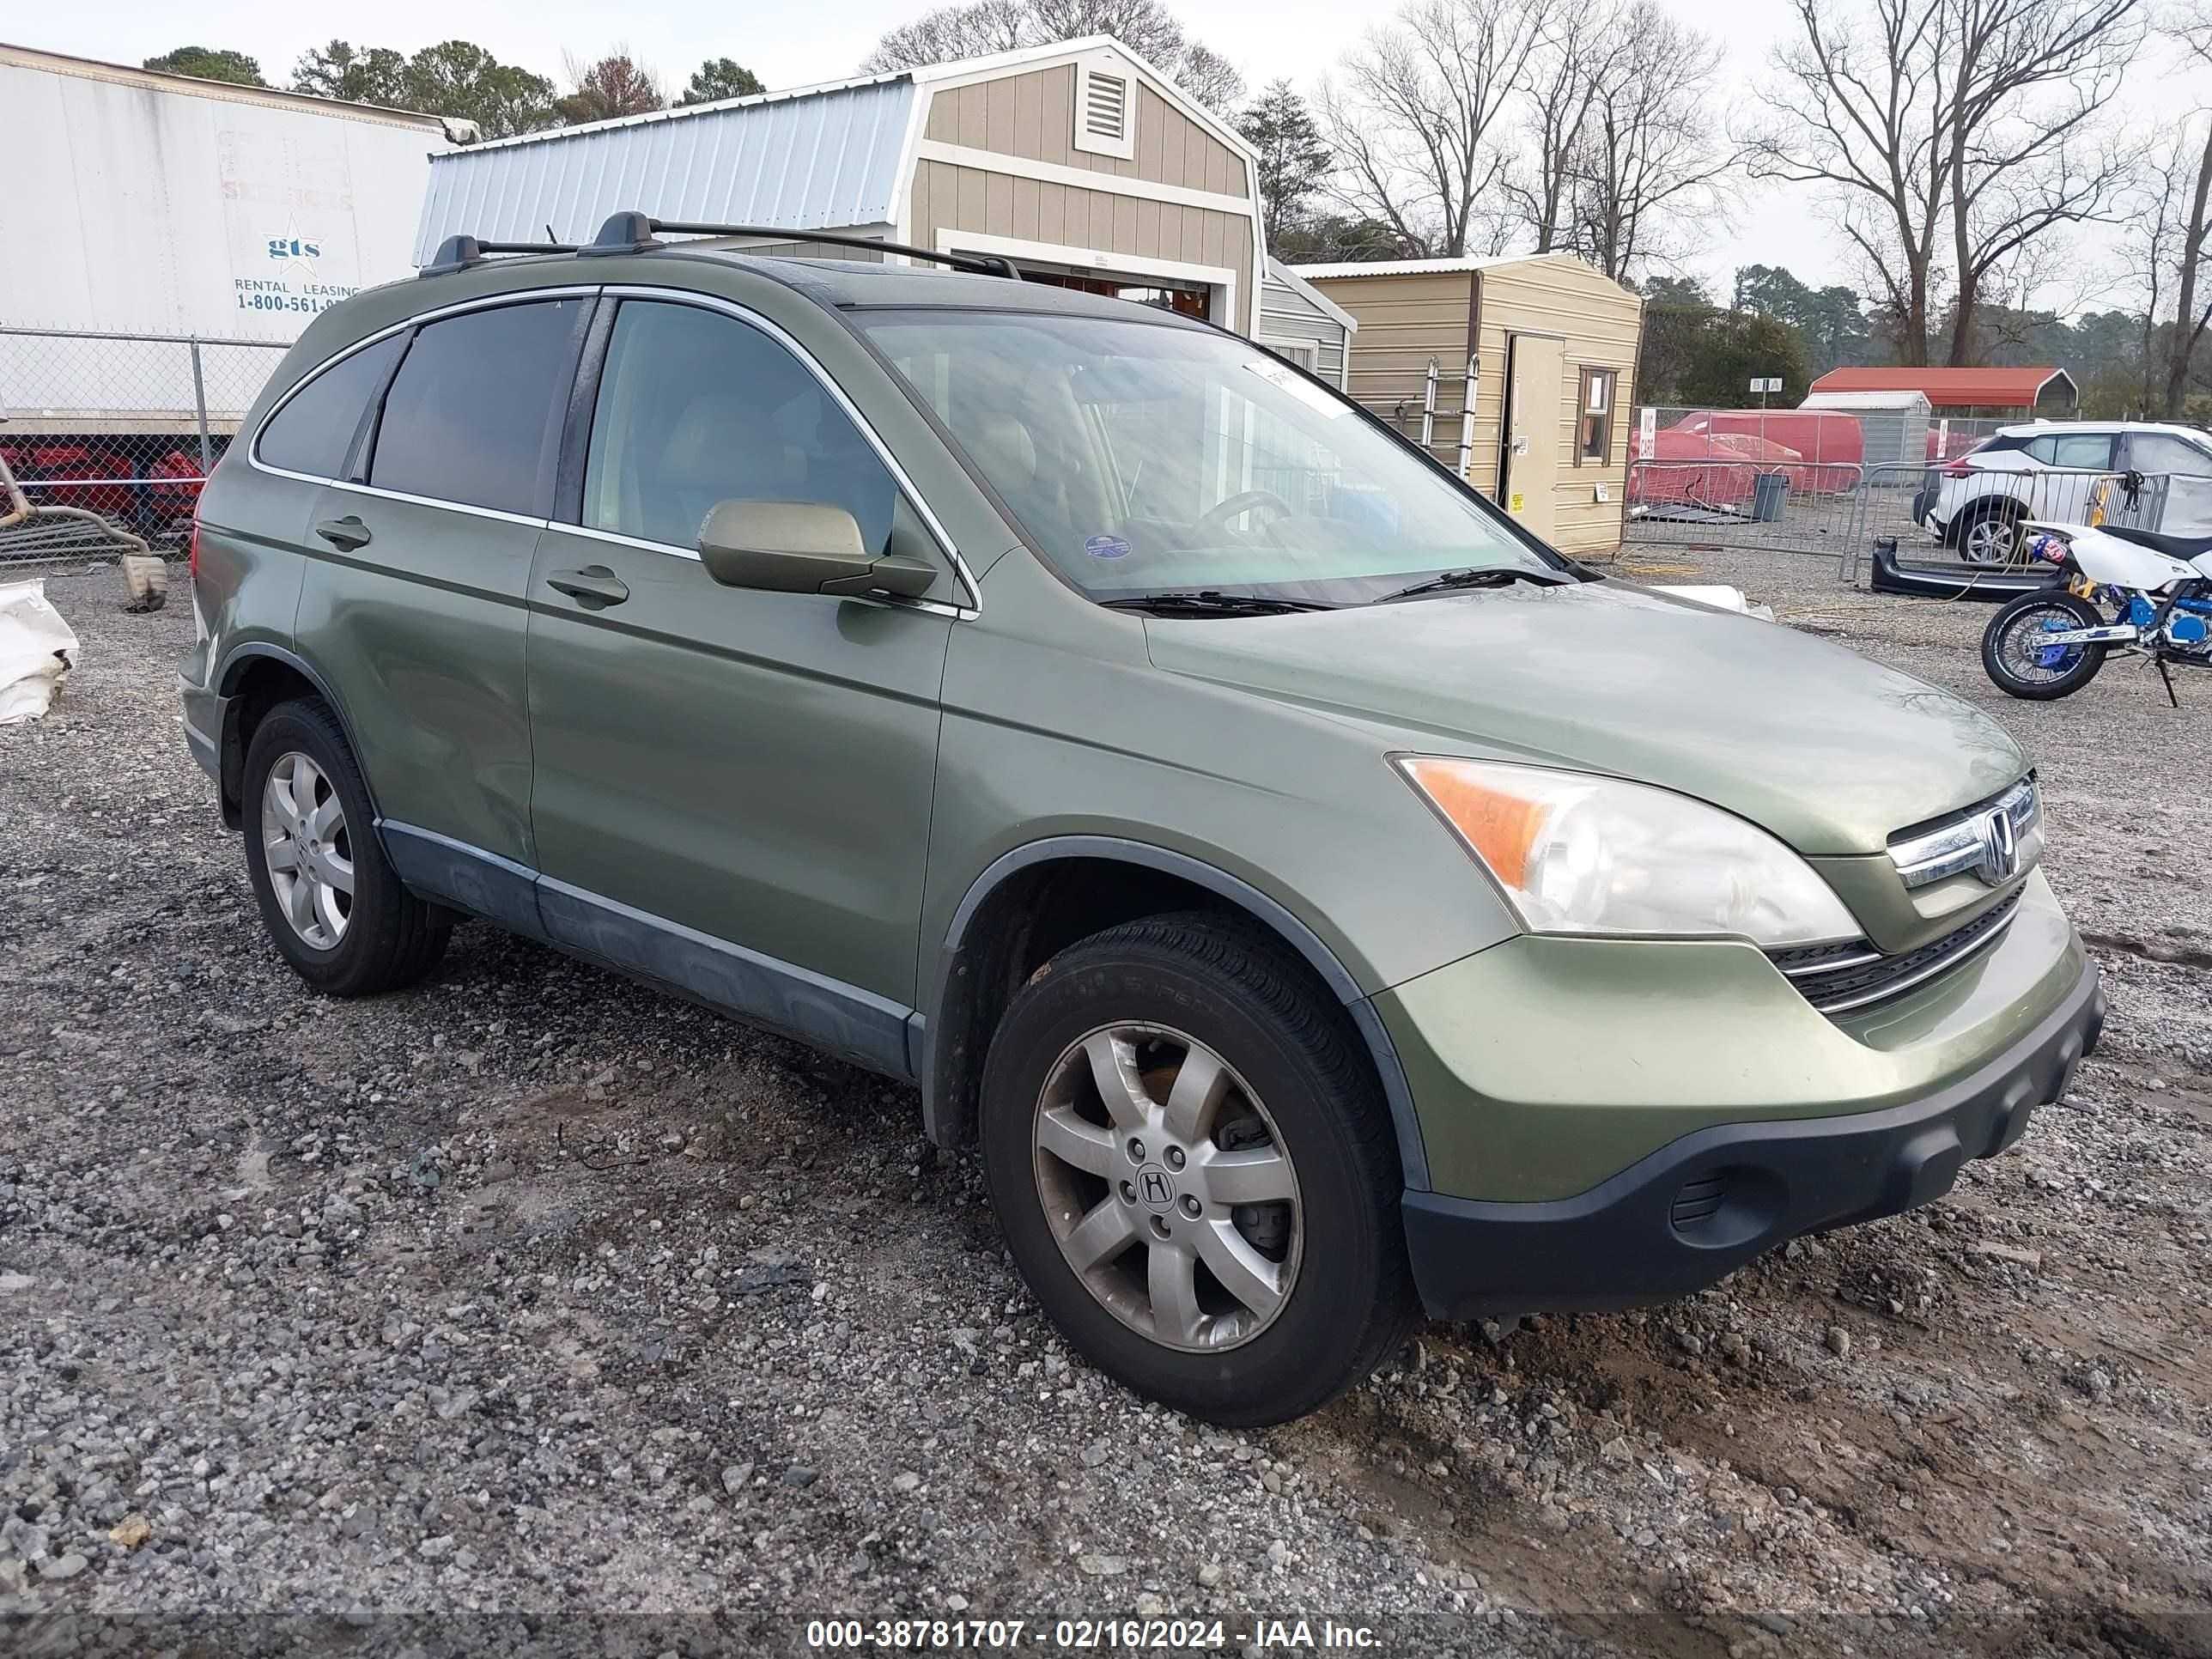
[697,500,937,599]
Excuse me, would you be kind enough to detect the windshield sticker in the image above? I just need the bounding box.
[1245,359,1351,418]
[1084,534,1132,560]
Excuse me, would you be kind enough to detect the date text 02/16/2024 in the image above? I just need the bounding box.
[803,1618,1381,1650]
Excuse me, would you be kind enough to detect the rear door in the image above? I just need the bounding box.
[2020,431,2116,524]
[522,292,957,1073]
[2116,431,2212,534]
[293,292,592,919]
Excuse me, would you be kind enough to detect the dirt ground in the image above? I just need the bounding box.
[2,557,2207,1658]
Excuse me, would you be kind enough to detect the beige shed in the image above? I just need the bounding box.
[1291,255,1644,556]
[416,37,1265,337]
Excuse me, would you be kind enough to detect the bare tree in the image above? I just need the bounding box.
[1748,0,1959,365]
[1503,4,1626,253]
[861,0,1244,110]
[1940,0,2145,362]
[1317,0,1548,257]
[555,50,665,125]
[2146,5,2212,416]
[863,0,1030,71]
[1749,0,2145,367]
[1559,1,1736,280]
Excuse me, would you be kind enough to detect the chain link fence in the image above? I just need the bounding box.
[1,328,289,566]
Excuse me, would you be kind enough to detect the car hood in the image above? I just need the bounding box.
[1142,580,2026,855]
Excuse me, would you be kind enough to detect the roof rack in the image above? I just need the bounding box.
[420,234,579,276]
[580,210,1021,277]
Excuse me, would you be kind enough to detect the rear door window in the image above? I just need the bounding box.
[368,300,586,517]
[579,300,896,554]
[256,334,407,479]
[2025,433,2114,469]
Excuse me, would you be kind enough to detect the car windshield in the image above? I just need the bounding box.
[856,309,1562,606]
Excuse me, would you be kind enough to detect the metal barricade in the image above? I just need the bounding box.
[1853,463,2184,581]
[1625,459,1866,564]
[0,326,289,566]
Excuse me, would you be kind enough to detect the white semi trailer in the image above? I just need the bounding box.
[0,42,464,539]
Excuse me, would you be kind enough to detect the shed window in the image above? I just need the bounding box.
[1073,58,1138,160]
[1577,368,1616,466]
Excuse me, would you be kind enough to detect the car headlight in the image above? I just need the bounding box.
[1396,756,1859,946]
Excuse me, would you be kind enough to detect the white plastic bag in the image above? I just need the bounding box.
[1649,583,1777,623]
[0,579,78,725]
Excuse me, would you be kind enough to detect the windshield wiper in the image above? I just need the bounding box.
[1375,567,1569,604]
[1098,590,1336,616]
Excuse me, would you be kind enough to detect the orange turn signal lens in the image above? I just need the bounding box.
[1398,757,1552,889]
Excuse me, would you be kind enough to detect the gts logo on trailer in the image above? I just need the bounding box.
[268,236,322,263]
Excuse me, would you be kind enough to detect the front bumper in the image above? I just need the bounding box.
[1399,949,2101,1318]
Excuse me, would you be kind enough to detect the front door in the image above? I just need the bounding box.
[1501,334,1564,538]
[524,295,956,1074]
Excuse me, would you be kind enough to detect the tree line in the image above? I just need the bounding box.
[145,0,2212,416]
[142,43,763,138]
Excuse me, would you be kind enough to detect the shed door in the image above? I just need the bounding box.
[1501,334,1564,538]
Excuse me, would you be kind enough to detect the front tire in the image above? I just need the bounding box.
[242,699,451,995]
[1982,590,2108,700]
[980,913,1417,1425]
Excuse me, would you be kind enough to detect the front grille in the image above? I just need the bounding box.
[1772,890,2022,1016]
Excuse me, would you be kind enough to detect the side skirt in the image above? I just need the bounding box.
[379,819,915,1082]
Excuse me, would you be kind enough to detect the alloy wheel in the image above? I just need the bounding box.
[260,750,354,949]
[1030,1022,1302,1353]
[1998,603,2089,684]
[1962,513,2020,565]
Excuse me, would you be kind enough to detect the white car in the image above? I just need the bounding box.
[1913,421,2212,563]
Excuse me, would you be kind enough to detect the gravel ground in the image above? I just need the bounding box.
[3,560,2208,1658]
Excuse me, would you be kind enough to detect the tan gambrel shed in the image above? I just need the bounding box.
[1292,255,1644,556]
[416,38,1267,337]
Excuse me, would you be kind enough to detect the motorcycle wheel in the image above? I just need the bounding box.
[1982,590,2109,701]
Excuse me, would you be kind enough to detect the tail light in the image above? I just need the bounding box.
[187,516,202,579]
[1943,460,1975,479]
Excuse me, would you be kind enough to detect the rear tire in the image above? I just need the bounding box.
[1982,590,2108,700]
[242,699,451,995]
[979,912,1417,1425]
[1954,500,2024,566]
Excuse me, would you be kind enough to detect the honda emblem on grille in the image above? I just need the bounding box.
[1975,806,2019,885]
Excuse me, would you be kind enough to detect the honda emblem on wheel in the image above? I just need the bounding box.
[1139,1167,1173,1208]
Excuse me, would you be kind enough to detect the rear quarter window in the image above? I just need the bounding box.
[368,300,586,517]
[255,334,407,479]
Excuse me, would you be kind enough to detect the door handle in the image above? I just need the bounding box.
[546,566,629,607]
[314,516,372,551]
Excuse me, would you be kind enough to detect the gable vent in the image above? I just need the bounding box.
[1085,73,1127,143]
[1073,59,1137,159]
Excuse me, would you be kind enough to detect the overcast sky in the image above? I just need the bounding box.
[9,0,2201,307]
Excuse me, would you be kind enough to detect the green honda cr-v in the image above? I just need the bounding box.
[180,210,2102,1425]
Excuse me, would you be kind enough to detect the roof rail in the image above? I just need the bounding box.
[580,211,1021,278]
[421,233,580,277]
